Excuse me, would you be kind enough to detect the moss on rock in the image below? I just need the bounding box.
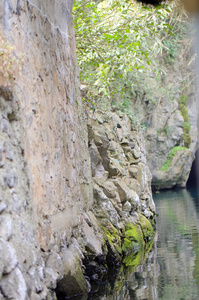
[161,146,187,171]
[138,213,154,241]
[122,223,144,253]
[100,220,122,259]
[121,217,154,268]
[178,95,191,148]
[123,248,143,269]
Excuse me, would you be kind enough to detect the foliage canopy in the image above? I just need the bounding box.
[73,0,187,117]
[0,32,22,88]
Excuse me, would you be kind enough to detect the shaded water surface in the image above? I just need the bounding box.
[62,188,199,300]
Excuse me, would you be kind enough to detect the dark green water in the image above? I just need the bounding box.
[63,188,199,300]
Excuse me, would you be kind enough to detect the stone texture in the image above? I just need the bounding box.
[0,2,156,299]
[88,110,155,230]
[0,267,27,300]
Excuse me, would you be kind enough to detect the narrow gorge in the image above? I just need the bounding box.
[0,0,198,299]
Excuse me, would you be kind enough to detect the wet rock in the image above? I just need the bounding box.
[56,241,89,297]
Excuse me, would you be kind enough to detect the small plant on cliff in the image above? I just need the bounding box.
[161,146,187,171]
[178,94,191,148]
[0,32,22,88]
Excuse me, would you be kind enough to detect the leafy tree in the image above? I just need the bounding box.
[73,0,184,115]
[0,31,22,88]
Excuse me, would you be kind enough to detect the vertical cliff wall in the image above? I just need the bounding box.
[0,0,93,298]
[0,1,155,299]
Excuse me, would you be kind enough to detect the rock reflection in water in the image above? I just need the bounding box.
[62,188,199,300]
[86,248,158,300]
[154,188,199,300]
[63,244,158,300]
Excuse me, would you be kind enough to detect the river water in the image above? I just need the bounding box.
[63,187,199,300]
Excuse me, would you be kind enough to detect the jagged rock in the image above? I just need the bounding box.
[0,239,18,276]
[44,251,64,288]
[0,203,6,213]
[0,267,27,300]
[129,166,139,179]
[144,95,198,189]
[56,242,89,297]
[108,157,124,176]
[152,148,193,189]
[82,217,103,255]
[94,183,120,226]
[114,179,140,209]
[89,140,102,177]
[0,215,12,241]
[0,0,157,295]
[126,152,140,164]
[122,201,132,213]
[133,147,141,159]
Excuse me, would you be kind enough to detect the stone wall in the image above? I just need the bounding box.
[0,1,155,299]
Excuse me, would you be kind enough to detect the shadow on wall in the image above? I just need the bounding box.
[187,148,199,188]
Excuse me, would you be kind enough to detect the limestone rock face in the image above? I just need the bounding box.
[152,148,193,189]
[144,94,198,189]
[88,111,155,222]
[0,1,155,299]
[1,0,92,298]
[145,95,198,189]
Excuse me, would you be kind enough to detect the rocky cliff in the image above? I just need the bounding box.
[0,1,155,299]
[131,44,198,189]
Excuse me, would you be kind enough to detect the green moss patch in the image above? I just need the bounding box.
[178,95,191,148]
[122,223,144,253]
[122,217,155,269]
[161,146,187,171]
[123,248,143,269]
[138,213,154,240]
[100,220,123,257]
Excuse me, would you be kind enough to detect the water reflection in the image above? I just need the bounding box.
[61,188,199,300]
[154,188,199,300]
